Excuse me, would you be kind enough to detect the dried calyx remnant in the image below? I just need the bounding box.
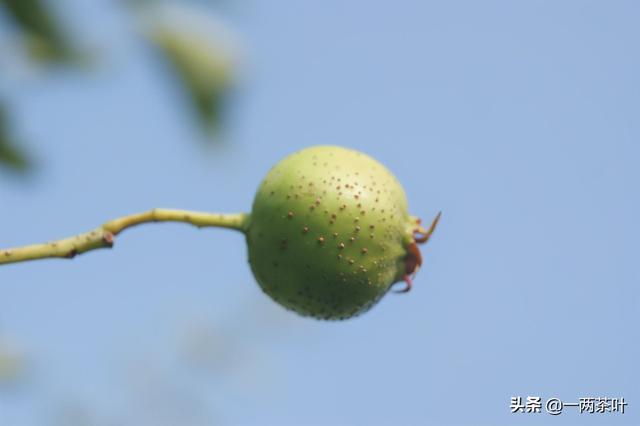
[0,146,440,320]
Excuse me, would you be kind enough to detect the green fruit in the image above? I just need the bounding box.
[0,144,438,320]
[246,145,439,320]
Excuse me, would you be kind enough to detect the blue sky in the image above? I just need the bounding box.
[1,0,639,425]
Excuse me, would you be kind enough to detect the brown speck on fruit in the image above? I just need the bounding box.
[349,237,355,242]
[338,243,345,249]
[333,232,339,237]
[302,226,309,234]
[361,248,368,254]
[287,211,294,219]
[348,259,355,265]
[355,226,361,232]
[317,236,325,244]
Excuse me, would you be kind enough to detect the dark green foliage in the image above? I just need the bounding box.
[0,0,74,63]
[0,105,29,172]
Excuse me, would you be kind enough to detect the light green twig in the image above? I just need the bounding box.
[0,209,249,265]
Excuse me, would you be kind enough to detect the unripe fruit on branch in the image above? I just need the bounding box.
[0,145,439,321]
[246,146,440,320]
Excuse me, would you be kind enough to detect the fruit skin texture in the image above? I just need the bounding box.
[246,146,417,320]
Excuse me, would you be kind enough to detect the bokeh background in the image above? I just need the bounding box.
[1,1,639,425]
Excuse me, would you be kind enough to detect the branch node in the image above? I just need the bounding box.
[66,249,78,259]
[102,231,114,247]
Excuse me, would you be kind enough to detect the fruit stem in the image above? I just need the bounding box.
[0,209,249,266]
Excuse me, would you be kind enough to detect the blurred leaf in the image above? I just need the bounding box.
[143,2,239,135]
[0,339,25,383]
[0,105,30,172]
[152,30,230,133]
[0,0,75,64]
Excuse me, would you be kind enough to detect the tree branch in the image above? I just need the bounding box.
[0,209,249,265]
